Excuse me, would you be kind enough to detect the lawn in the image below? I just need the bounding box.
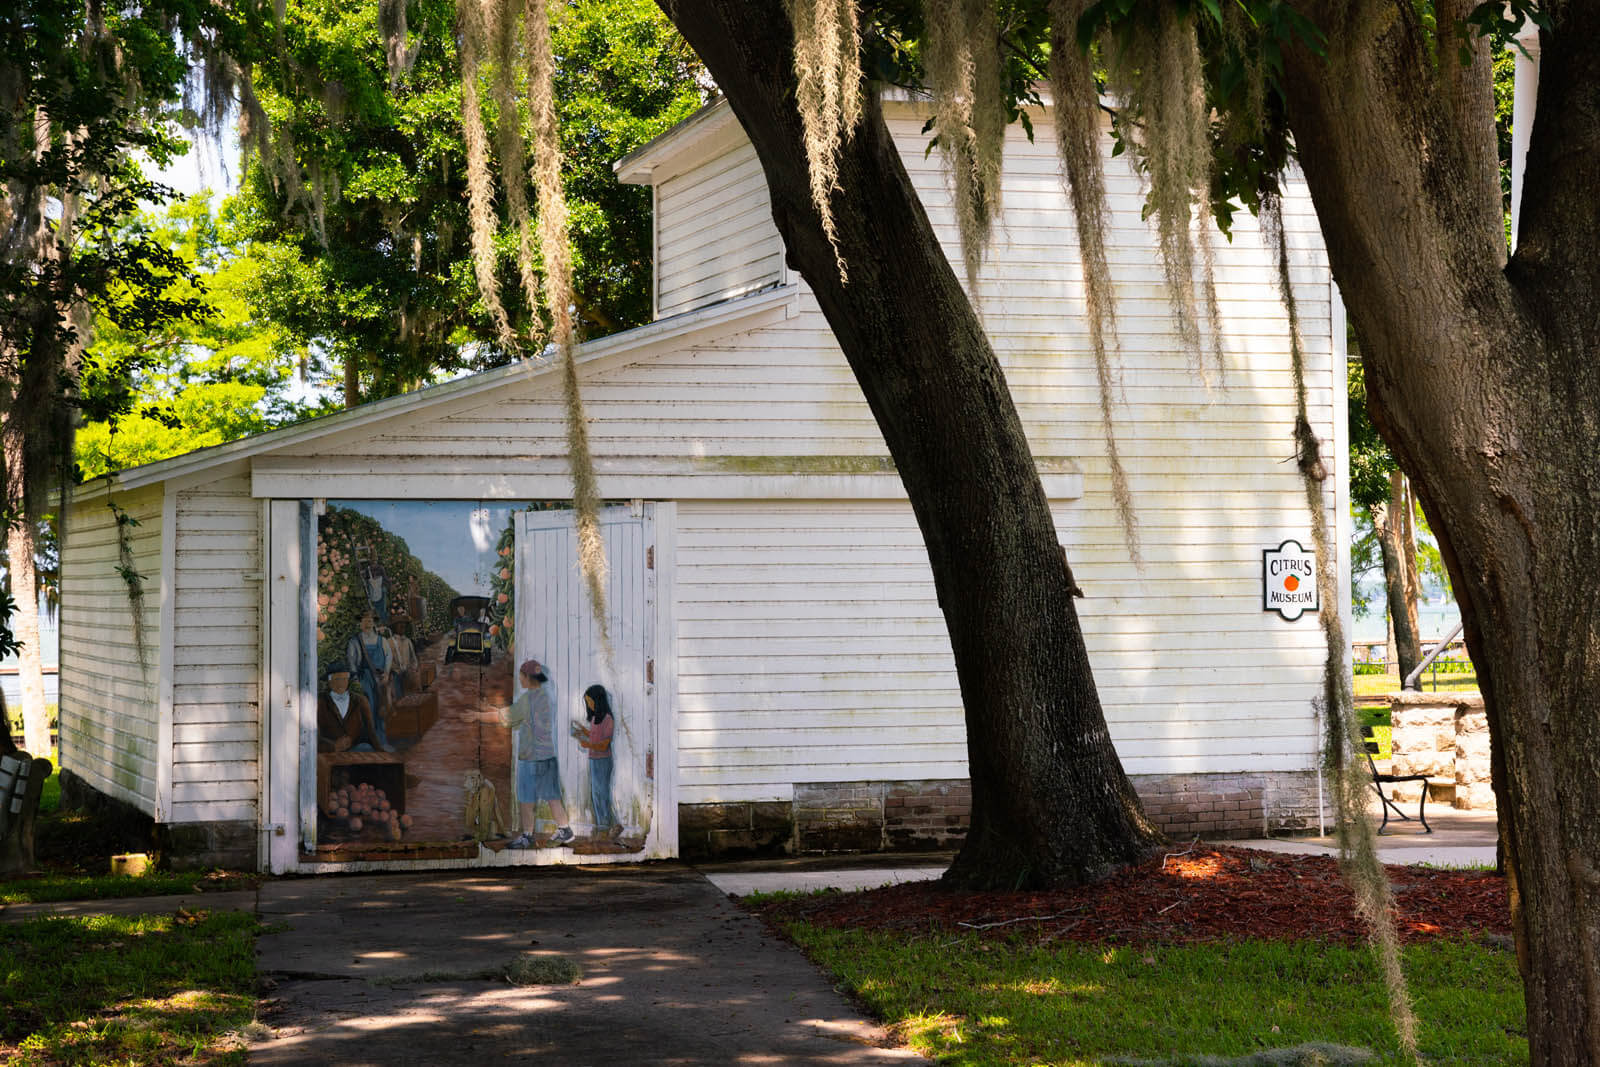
[783,926,1524,1065]
[0,909,261,1064]
[0,871,210,905]
[1352,670,1478,698]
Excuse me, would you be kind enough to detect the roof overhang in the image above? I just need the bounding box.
[614,97,744,187]
[79,284,799,500]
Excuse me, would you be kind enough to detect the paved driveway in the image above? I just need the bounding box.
[251,864,924,1065]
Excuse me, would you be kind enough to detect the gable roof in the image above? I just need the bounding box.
[89,284,799,497]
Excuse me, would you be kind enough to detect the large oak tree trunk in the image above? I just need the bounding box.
[1284,8,1600,1062]
[663,0,1161,887]
[1374,474,1422,680]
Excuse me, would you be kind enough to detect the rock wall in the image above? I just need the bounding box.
[1387,692,1493,809]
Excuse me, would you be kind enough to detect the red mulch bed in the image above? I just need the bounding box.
[750,846,1511,947]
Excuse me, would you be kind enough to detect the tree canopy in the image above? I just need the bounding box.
[229,0,705,403]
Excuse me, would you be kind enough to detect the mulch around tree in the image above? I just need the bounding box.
[749,846,1511,946]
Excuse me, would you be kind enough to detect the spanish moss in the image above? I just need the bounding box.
[378,0,421,89]
[783,0,862,281]
[1050,0,1139,563]
[457,0,519,350]
[923,0,1006,294]
[1263,192,1419,1061]
[1101,8,1223,385]
[526,0,612,658]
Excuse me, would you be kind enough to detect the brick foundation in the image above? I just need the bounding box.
[679,771,1327,859]
[678,800,794,860]
[1130,772,1326,838]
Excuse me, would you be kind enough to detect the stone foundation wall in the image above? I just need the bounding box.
[59,769,260,870]
[1388,692,1493,809]
[678,771,1327,860]
[154,820,257,871]
[677,801,794,859]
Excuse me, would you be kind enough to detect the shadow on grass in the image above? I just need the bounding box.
[786,927,1526,1066]
[0,909,259,1065]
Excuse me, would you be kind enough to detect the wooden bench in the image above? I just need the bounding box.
[1366,750,1433,834]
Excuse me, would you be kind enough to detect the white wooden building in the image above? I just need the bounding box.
[58,98,1349,873]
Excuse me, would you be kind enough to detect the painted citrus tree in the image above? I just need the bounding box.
[314,506,457,664]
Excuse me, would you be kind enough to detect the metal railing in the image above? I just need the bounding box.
[1403,620,1466,691]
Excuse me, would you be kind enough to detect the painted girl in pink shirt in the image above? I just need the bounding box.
[575,684,617,835]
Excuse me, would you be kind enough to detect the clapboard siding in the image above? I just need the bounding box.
[60,486,163,812]
[316,106,1331,467]
[63,98,1342,834]
[673,496,1324,804]
[167,475,261,826]
[654,140,783,317]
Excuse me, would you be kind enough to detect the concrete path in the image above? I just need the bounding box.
[250,864,924,1065]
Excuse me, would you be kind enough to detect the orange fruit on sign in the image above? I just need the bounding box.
[1284,575,1300,591]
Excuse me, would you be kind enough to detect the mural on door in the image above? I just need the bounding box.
[308,500,653,859]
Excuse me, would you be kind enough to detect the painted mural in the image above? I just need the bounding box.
[308,500,652,860]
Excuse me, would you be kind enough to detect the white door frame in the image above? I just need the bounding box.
[261,498,678,871]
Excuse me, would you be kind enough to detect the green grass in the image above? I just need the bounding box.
[1352,672,1479,698]
[0,871,207,905]
[0,909,260,1065]
[782,926,1525,1065]
[38,768,59,814]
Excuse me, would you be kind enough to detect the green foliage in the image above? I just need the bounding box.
[490,516,517,652]
[230,0,706,401]
[0,870,205,905]
[782,924,1526,1064]
[1346,358,1392,513]
[75,195,320,480]
[0,910,259,1065]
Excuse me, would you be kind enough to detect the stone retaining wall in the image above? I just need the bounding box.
[1387,692,1494,809]
[678,770,1329,860]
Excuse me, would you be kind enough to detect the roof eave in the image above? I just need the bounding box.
[91,284,799,497]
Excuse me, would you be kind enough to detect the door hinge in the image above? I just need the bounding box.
[646,545,654,570]
[646,659,654,684]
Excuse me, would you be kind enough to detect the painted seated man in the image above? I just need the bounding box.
[318,661,378,753]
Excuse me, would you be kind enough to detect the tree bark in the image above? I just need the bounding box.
[343,352,360,408]
[4,516,47,756]
[1283,8,1600,1062]
[1374,475,1422,681]
[661,0,1162,887]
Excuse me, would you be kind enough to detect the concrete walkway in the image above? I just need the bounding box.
[250,864,924,1065]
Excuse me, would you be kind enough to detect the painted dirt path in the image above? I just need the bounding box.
[396,635,515,842]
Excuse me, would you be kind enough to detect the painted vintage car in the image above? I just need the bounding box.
[444,595,493,666]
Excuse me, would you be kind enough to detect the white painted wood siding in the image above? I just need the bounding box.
[168,475,262,825]
[672,493,1331,804]
[654,140,783,318]
[231,101,1336,809]
[60,487,163,813]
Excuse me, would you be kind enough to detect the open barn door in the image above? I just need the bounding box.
[514,504,658,855]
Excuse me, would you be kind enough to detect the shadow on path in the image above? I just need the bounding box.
[251,864,923,1065]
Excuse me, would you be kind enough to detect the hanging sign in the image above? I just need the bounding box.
[1263,539,1318,621]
